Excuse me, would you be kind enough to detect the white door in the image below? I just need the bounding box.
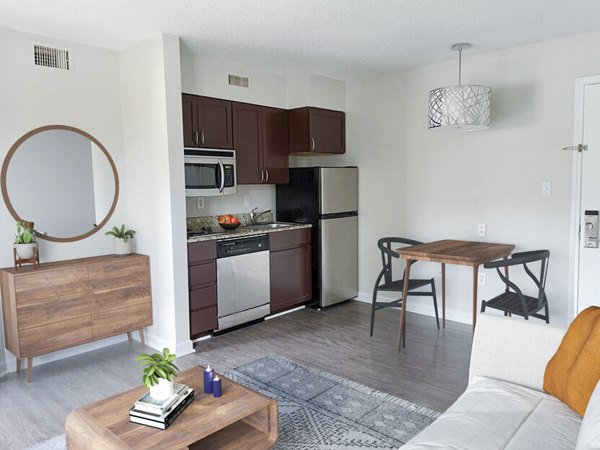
[573,78,600,313]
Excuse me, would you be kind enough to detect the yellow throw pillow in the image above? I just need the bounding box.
[544,306,600,416]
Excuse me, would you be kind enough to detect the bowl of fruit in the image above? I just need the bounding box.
[217,214,241,230]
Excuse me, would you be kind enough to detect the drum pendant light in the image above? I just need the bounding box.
[428,43,491,131]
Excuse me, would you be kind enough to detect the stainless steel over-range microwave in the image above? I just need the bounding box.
[184,148,237,196]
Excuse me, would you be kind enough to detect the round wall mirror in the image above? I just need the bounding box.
[1,125,119,242]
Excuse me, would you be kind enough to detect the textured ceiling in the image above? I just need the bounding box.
[2,0,600,79]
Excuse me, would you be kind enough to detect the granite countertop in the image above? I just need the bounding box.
[187,223,312,243]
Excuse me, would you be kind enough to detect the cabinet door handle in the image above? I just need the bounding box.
[265,169,269,183]
[201,130,205,145]
[194,130,199,145]
[311,138,315,151]
[260,169,264,182]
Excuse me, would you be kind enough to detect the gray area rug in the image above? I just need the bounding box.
[28,355,438,449]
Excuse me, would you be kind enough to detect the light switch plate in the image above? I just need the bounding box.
[196,197,204,209]
[478,223,486,237]
[542,181,552,196]
[243,195,251,206]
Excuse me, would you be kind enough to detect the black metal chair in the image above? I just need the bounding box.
[481,250,550,323]
[370,238,440,342]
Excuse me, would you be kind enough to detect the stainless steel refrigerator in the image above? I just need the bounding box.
[276,167,358,307]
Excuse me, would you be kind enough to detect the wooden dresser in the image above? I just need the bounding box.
[0,253,152,382]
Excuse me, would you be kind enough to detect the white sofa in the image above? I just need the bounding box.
[404,313,600,450]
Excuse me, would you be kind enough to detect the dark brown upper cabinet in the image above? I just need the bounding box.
[233,102,289,185]
[182,94,233,149]
[288,107,345,155]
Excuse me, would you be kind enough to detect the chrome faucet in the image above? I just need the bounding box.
[250,207,272,225]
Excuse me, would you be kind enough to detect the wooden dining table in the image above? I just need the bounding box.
[395,239,515,352]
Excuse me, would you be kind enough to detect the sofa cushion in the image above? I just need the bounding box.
[576,380,600,450]
[403,377,581,450]
[544,306,600,416]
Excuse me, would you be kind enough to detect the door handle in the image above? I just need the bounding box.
[218,160,225,193]
[201,130,205,145]
[260,169,264,183]
[265,169,269,183]
[311,138,315,151]
[194,130,199,145]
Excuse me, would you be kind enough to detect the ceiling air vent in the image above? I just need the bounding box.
[228,74,250,88]
[34,44,70,70]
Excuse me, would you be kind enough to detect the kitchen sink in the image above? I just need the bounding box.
[242,222,295,231]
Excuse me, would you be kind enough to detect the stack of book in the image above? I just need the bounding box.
[129,382,195,430]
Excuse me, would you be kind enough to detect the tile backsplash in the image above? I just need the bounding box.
[187,211,274,231]
[186,184,275,218]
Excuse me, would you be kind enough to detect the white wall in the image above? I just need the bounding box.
[119,34,192,356]
[180,45,287,108]
[186,185,275,218]
[0,27,126,376]
[340,31,600,328]
[287,73,346,111]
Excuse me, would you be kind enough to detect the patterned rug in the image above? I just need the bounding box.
[28,355,438,450]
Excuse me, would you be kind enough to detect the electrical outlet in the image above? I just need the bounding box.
[196,197,204,209]
[478,272,487,286]
[243,195,251,206]
[478,223,486,237]
[542,181,552,196]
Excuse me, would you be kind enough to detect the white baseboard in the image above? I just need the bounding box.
[355,292,472,325]
[176,340,195,357]
[144,332,195,358]
[3,334,129,375]
[0,358,6,378]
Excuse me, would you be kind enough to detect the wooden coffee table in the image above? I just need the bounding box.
[65,366,278,449]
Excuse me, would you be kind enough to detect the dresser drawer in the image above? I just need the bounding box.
[189,285,217,312]
[188,262,216,287]
[17,291,91,331]
[89,256,150,294]
[14,266,89,304]
[91,284,151,314]
[92,302,153,339]
[19,315,92,357]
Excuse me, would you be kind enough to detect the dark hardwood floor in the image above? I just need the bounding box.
[193,301,471,412]
[0,300,471,449]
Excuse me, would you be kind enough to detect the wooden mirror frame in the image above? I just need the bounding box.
[1,125,120,243]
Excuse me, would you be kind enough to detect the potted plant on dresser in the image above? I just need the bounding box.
[14,221,36,259]
[135,348,180,400]
[105,224,135,255]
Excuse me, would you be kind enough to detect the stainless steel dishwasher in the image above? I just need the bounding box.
[216,234,270,331]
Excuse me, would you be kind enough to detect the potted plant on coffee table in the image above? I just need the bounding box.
[135,348,179,400]
[14,221,36,260]
[105,224,135,255]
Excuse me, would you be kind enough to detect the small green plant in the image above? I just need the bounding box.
[135,348,179,388]
[105,224,136,242]
[14,222,35,244]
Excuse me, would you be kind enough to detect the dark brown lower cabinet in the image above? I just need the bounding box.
[270,229,312,314]
[187,241,218,338]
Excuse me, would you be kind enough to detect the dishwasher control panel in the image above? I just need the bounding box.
[217,235,270,258]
